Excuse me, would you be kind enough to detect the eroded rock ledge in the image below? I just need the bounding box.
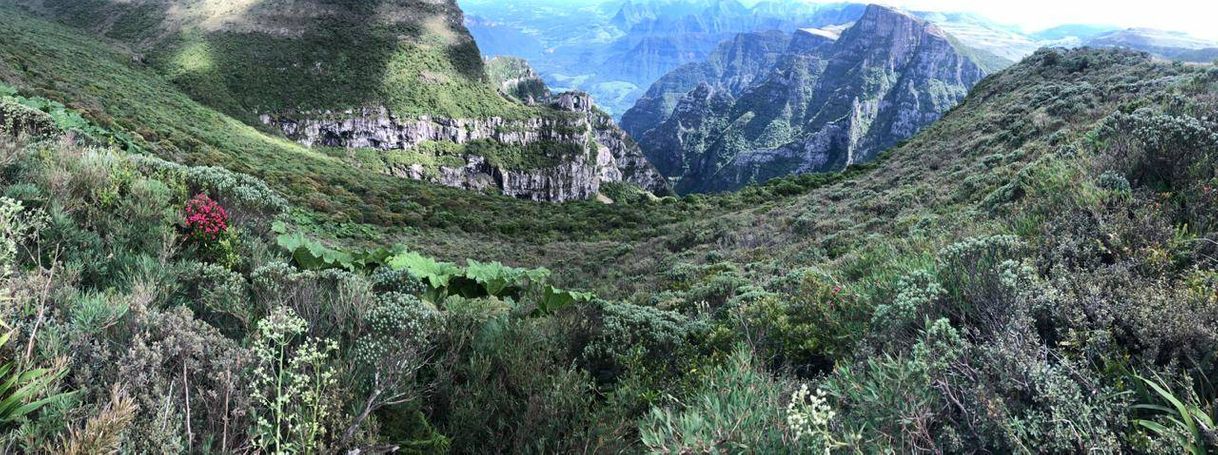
[261,92,669,202]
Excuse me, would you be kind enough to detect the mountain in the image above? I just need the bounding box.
[460,0,869,116]
[910,11,1036,62]
[1030,23,1121,45]
[620,29,795,140]
[1084,28,1218,62]
[627,5,989,193]
[10,0,667,201]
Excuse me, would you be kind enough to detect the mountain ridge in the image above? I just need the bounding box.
[628,4,989,193]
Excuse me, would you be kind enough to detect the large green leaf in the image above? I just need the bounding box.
[277,232,394,271]
[464,260,519,296]
[538,286,595,315]
[388,251,462,289]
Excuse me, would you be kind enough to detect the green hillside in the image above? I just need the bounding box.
[0,6,713,236]
[16,0,529,121]
[0,1,1217,453]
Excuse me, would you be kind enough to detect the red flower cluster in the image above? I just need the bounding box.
[184,194,229,241]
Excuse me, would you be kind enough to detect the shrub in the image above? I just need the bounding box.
[342,292,440,446]
[431,307,595,453]
[937,235,1028,331]
[1132,373,1217,454]
[1098,170,1131,194]
[129,155,288,219]
[0,98,58,138]
[182,193,228,241]
[870,269,945,345]
[368,267,426,295]
[822,324,948,452]
[117,306,251,453]
[249,264,374,339]
[582,302,700,386]
[639,347,844,453]
[737,269,870,377]
[174,261,252,331]
[0,324,71,431]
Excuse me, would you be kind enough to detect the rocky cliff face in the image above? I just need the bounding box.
[262,90,669,202]
[17,0,670,202]
[463,0,868,117]
[620,30,800,140]
[627,5,988,193]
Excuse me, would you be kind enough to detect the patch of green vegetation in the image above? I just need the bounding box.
[465,140,581,170]
[485,56,550,103]
[158,30,533,121]
[4,12,1218,450]
[34,0,539,122]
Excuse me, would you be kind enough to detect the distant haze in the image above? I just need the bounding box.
[468,0,1218,41]
[752,0,1218,41]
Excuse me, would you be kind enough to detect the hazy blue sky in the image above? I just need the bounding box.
[856,0,1218,39]
[468,0,1218,41]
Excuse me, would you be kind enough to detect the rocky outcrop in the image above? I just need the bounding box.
[620,30,799,140]
[485,57,551,105]
[402,153,601,202]
[262,91,670,202]
[260,109,584,151]
[628,5,988,193]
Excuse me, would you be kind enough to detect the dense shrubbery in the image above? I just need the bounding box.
[0,132,716,452]
[0,17,1217,452]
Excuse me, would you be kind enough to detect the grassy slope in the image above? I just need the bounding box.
[0,6,729,237]
[4,4,1214,307]
[0,3,897,279]
[22,0,535,121]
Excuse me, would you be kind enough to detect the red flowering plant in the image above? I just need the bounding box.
[183,194,229,241]
[182,193,239,266]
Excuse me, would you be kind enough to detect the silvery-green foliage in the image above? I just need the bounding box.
[118,306,249,453]
[353,292,439,370]
[129,155,288,216]
[369,267,426,295]
[0,197,26,318]
[938,235,1028,331]
[871,269,944,342]
[1097,170,1131,194]
[177,260,253,328]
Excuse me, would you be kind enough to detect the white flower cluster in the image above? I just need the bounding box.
[787,384,836,443]
[250,307,340,454]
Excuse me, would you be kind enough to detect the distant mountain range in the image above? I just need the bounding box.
[461,0,870,116]
[626,5,989,193]
[460,0,1218,118]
